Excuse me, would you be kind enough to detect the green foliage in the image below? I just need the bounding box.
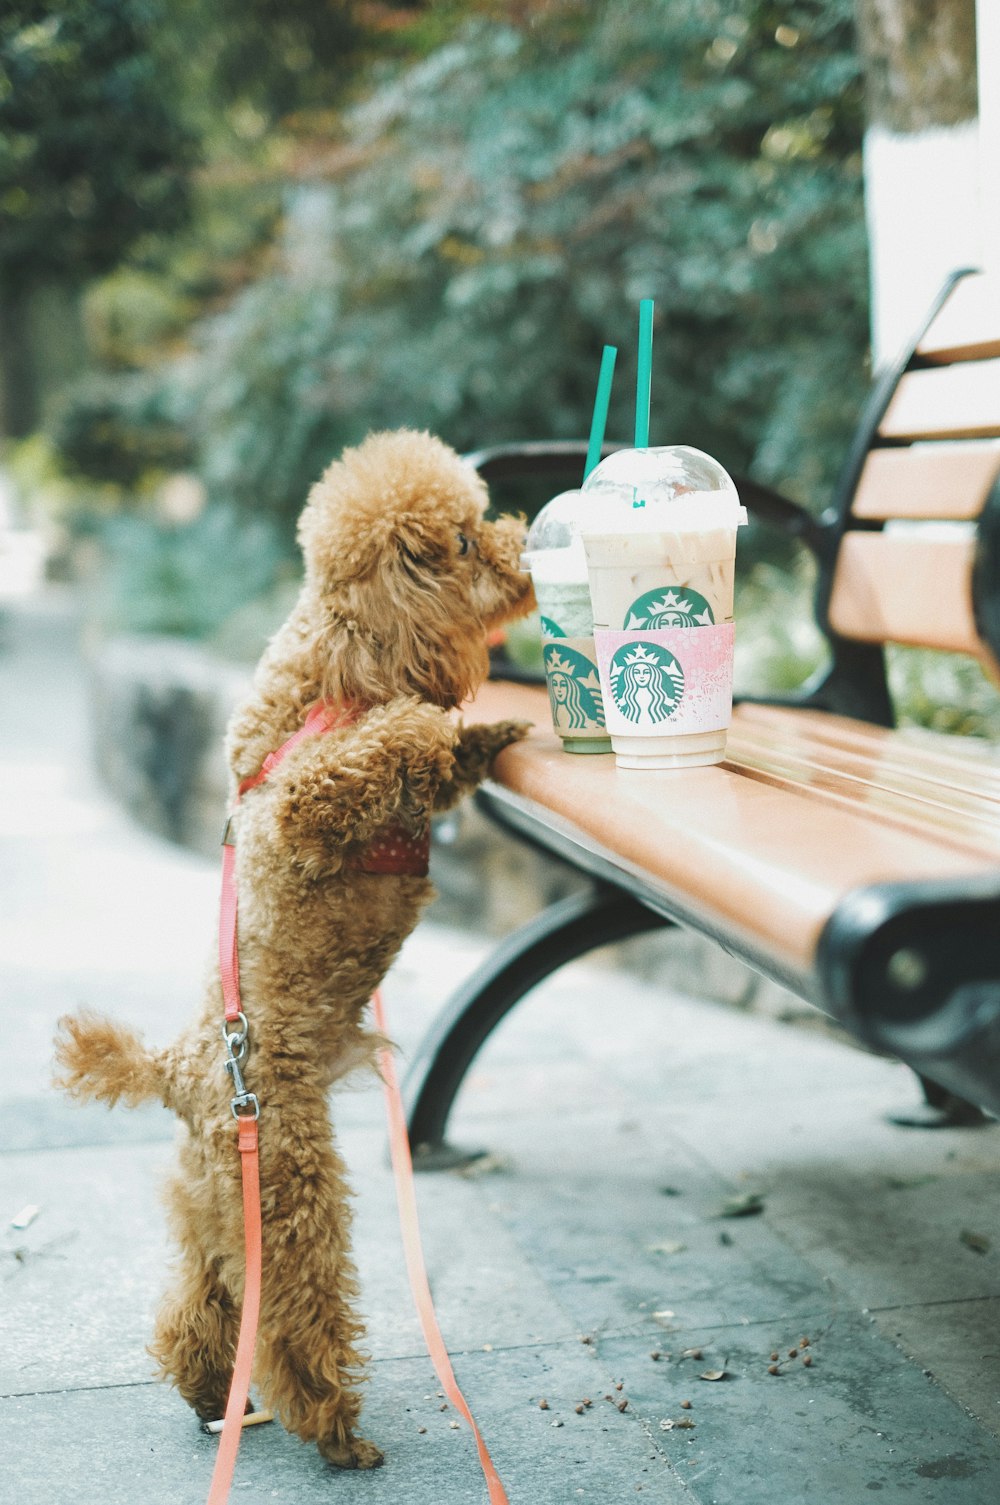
[0,0,195,286]
[82,268,196,369]
[112,0,869,533]
[734,552,828,696]
[44,0,877,665]
[887,646,1000,741]
[49,371,192,489]
[168,264,347,523]
[181,0,366,123]
[96,504,290,639]
[204,573,302,664]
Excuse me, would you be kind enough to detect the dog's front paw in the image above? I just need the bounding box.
[459,718,531,768]
[488,718,532,754]
[319,1433,385,1470]
[431,717,533,811]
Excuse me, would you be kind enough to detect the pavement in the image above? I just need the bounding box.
[3,589,1000,1505]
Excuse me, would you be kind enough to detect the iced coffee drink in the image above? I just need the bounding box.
[579,446,747,768]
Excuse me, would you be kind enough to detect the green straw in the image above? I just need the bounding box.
[583,344,617,480]
[635,298,654,448]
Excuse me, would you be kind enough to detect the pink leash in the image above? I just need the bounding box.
[373,987,510,1503]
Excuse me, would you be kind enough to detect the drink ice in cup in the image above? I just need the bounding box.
[578,445,747,769]
[521,490,612,755]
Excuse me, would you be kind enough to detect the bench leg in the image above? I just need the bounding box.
[887,1071,992,1130]
[403,885,670,1167]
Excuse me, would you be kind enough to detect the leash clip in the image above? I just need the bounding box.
[222,1014,260,1120]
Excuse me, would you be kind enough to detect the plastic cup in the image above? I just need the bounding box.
[522,491,612,755]
[578,446,747,769]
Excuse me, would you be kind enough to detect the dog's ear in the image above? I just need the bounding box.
[298,430,487,587]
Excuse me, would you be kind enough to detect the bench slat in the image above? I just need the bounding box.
[469,683,998,991]
[879,360,1000,441]
[851,443,1000,520]
[736,702,1000,802]
[826,530,980,653]
[917,273,1000,364]
[727,728,1000,855]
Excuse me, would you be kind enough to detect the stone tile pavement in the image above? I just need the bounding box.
[3,591,1000,1504]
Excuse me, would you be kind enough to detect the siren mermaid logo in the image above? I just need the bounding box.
[609,641,684,724]
[544,644,605,731]
[624,586,715,629]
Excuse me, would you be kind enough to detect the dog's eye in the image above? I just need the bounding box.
[457,532,471,557]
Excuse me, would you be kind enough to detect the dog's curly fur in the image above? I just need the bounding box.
[54,430,535,1468]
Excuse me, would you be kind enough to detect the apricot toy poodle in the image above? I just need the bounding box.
[54,429,535,1468]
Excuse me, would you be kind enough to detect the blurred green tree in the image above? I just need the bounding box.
[144,0,869,529]
[50,0,871,545]
[0,0,197,436]
[181,0,368,123]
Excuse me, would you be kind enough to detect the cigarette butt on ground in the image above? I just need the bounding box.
[10,1205,40,1230]
[204,1410,275,1434]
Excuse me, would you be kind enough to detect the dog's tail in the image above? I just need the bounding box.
[53,1011,169,1110]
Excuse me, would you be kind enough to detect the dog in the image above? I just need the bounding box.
[54,429,535,1468]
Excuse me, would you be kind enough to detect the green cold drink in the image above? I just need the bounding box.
[522,492,612,755]
[535,579,594,640]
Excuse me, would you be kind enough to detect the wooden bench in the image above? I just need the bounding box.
[403,268,1000,1159]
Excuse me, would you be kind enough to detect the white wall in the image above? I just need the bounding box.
[864,120,980,366]
[977,0,1000,278]
[863,0,997,367]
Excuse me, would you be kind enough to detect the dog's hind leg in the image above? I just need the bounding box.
[149,1173,242,1421]
[257,1319,383,1471]
[150,1256,242,1421]
[254,1126,383,1468]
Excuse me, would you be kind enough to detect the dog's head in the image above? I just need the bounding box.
[297,430,535,708]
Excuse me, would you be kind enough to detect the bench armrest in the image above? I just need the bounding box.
[732,475,830,557]
[465,440,600,486]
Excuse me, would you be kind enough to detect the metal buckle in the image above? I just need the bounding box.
[222,1013,259,1119]
[221,812,236,847]
[222,1012,248,1057]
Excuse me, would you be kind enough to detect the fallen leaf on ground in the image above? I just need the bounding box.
[960,1229,991,1255]
[456,1154,509,1179]
[717,1192,764,1218]
[699,1369,727,1382]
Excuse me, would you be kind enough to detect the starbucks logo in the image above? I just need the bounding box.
[624,587,714,629]
[608,641,684,724]
[539,614,566,639]
[544,644,606,730]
